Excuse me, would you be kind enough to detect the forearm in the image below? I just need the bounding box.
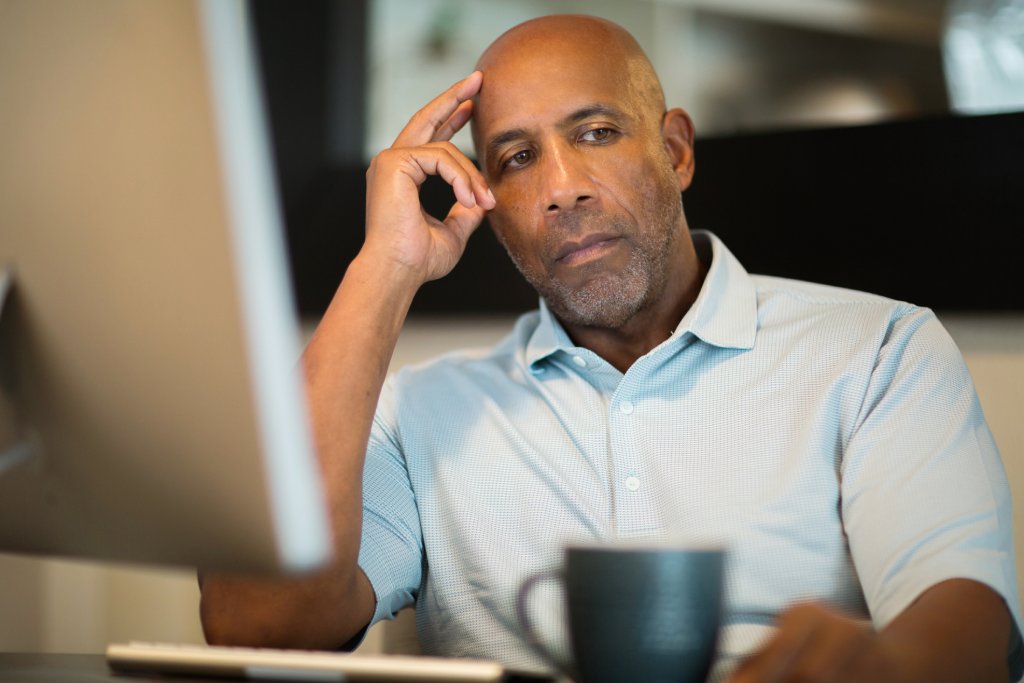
[302,252,420,567]
[878,578,1012,683]
[200,253,420,649]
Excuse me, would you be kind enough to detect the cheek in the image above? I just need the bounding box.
[490,180,531,217]
[487,211,522,254]
[631,152,682,207]
[487,198,533,246]
[488,210,545,268]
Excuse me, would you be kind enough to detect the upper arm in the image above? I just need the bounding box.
[356,379,425,630]
[839,308,1022,675]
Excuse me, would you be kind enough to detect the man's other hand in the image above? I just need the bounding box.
[728,603,896,683]
[727,579,1012,683]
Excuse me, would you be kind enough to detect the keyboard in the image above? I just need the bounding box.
[106,642,555,682]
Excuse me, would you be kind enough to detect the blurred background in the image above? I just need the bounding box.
[253,0,1023,315]
[1,0,1022,655]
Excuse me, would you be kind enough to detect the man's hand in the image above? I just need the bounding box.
[728,603,897,683]
[362,70,495,286]
[727,579,1012,683]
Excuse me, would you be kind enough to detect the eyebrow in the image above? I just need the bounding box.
[484,103,629,163]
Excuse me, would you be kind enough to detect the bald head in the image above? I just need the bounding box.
[477,16,664,109]
[471,15,667,165]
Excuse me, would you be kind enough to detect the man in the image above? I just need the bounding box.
[200,15,1022,683]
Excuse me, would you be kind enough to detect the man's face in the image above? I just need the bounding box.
[474,35,688,329]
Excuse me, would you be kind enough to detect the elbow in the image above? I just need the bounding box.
[198,578,293,648]
[197,571,372,650]
[200,598,256,647]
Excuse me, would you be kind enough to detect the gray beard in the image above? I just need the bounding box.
[505,205,680,330]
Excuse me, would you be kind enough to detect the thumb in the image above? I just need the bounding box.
[444,202,488,247]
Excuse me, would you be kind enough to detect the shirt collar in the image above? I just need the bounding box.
[681,230,758,350]
[525,299,570,368]
[524,230,757,368]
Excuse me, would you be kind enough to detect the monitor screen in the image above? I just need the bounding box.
[0,0,332,574]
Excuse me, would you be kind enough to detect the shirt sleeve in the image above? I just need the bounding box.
[840,305,1022,680]
[356,376,424,629]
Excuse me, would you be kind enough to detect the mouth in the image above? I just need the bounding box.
[554,233,622,267]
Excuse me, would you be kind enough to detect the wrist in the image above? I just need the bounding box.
[347,247,426,300]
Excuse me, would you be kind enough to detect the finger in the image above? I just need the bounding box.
[377,145,482,210]
[419,142,495,210]
[792,629,866,683]
[371,145,495,214]
[419,145,487,209]
[434,141,496,209]
[443,201,487,248]
[414,204,486,284]
[796,618,875,682]
[393,71,483,148]
[431,98,474,143]
[730,609,821,683]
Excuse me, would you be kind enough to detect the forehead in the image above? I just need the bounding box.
[474,37,641,144]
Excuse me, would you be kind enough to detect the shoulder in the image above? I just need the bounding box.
[751,274,933,333]
[373,311,541,438]
[752,274,911,310]
[384,310,539,399]
[747,275,959,371]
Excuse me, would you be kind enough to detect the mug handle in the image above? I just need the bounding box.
[515,569,568,674]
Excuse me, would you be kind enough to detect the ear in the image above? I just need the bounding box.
[660,108,696,191]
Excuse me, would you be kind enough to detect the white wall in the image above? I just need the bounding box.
[1,314,1021,653]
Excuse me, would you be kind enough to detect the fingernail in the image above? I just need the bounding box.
[486,189,496,206]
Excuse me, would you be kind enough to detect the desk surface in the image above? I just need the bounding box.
[0,653,558,683]
[0,653,207,683]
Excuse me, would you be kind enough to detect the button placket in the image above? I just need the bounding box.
[608,372,659,534]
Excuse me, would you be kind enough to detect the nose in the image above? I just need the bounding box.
[539,143,596,214]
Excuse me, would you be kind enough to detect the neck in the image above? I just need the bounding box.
[561,234,708,373]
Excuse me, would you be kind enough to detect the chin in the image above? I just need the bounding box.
[544,274,652,330]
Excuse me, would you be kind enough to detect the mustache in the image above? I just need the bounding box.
[541,207,629,261]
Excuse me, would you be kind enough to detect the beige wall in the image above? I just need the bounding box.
[943,315,1024,584]
[0,314,1021,653]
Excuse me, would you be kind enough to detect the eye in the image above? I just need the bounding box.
[580,127,616,143]
[504,148,534,170]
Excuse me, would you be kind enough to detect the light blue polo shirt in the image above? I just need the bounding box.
[358,231,1021,678]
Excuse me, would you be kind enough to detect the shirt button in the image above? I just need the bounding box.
[572,355,587,368]
[619,400,634,415]
[625,476,641,491]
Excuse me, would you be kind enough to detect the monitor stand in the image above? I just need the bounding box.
[0,266,33,477]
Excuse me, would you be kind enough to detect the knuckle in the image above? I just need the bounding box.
[365,156,380,179]
[426,141,458,159]
[369,148,393,168]
[366,149,400,179]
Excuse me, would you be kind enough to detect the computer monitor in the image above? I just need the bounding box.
[0,0,332,574]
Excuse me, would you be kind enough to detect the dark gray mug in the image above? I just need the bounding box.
[516,544,725,683]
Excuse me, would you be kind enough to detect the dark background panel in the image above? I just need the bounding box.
[684,113,1024,311]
